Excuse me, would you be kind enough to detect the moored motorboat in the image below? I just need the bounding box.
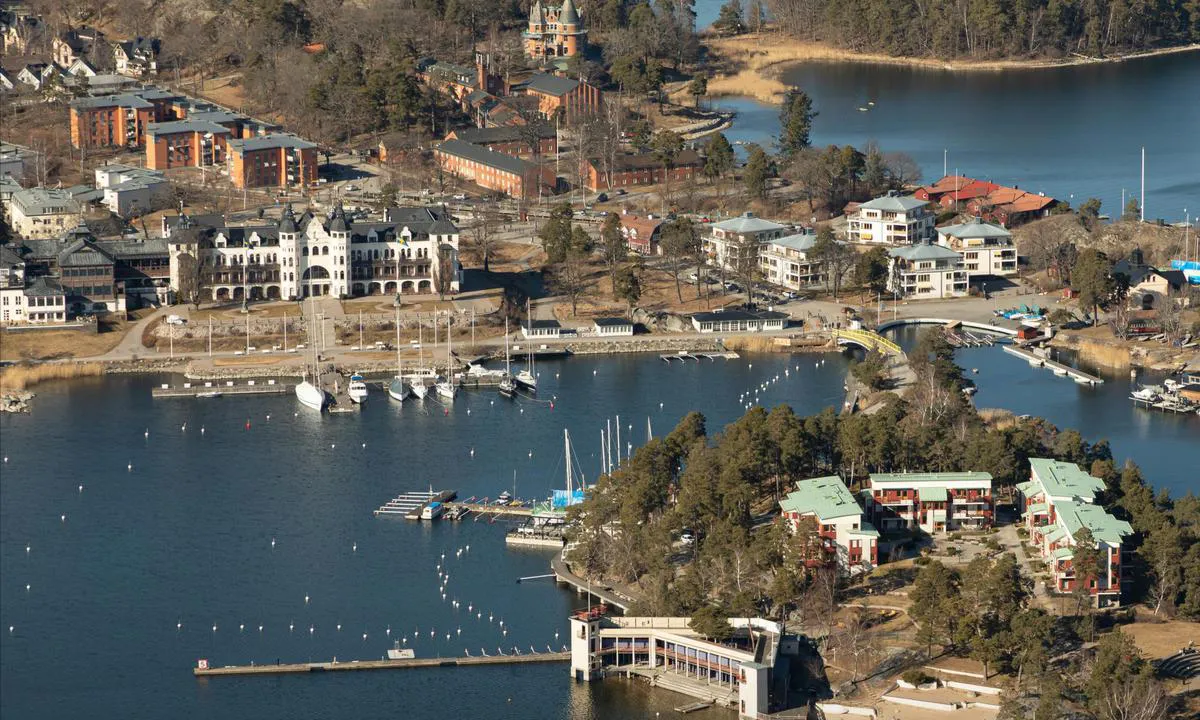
[347,373,369,403]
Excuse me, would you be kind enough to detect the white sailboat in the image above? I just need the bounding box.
[410,316,430,400]
[347,373,369,403]
[388,306,409,402]
[295,297,329,411]
[499,317,517,398]
[515,300,537,391]
[435,313,458,400]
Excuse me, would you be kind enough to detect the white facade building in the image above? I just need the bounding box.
[848,191,935,245]
[165,205,461,303]
[759,231,825,290]
[95,164,168,216]
[936,217,1017,278]
[887,241,968,299]
[6,188,83,239]
[780,476,879,572]
[703,212,789,272]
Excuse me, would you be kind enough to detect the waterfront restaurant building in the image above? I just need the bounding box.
[690,309,787,334]
[780,476,879,573]
[864,472,994,534]
[1017,458,1132,607]
[570,612,772,718]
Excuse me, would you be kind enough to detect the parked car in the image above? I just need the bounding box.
[596,192,608,203]
[165,314,186,325]
[452,193,467,201]
[615,189,627,195]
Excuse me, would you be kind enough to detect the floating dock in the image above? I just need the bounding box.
[660,351,740,362]
[444,501,534,519]
[1132,395,1199,414]
[152,380,292,398]
[194,651,570,677]
[373,489,456,519]
[1002,345,1103,385]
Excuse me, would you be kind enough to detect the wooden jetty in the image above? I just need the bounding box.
[194,651,570,677]
[550,553,632,612]
[320,370,359,413]
[1002,345,1103,385]
[373,489,456,519]
[1132,395,1199,414]
[152,379,291,398]
[675,701,715,713]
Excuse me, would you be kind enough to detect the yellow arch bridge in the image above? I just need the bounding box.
[832,328,903,357]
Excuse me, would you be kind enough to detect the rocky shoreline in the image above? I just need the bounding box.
[1,390,35,413]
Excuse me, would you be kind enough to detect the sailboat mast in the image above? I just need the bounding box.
[647,416,652,442]
[600,429,606,477]
[505,317,511,374]
[564,428,572,497]
[615,416,621,469]
[395,306,402,377]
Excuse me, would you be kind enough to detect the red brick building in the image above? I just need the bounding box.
[434,139,556,198]
[444,123,557,158]
[226,134,318,189]
[516,73,601,120]
[915,175,1056,227]
[585,150,701,191]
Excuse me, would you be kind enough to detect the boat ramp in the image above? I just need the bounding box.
[194,650,569,678]
[1002,345,1103,385]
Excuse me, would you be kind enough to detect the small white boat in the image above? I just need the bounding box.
[1131,386,1160,401]
[436,378,458,401]
[410,378,431,400]
[421,502,445,520]
[499,375,517,398]
[515,369,537,390]
[388,376,409,402]
[347,373,369,403]
[387,642,415,660]
[295,379,328,411]
[196,391,222,399]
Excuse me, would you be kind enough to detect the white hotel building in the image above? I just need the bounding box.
[165,205,461,302]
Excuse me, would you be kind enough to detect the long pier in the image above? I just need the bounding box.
[152,379,291,398]
[444,501,534,518]
[549,553,633,612]
[194,651,569,677]
[1002,345,1103,385]
[373,489,456,519]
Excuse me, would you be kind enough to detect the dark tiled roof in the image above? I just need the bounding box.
[526,319,562,329]
[691,309,788,323]
[147,120,231,136]
[610,150,702,171]
[436,139,534,176]
[227,133,316,152]
[593,317,631,326]
[58,238,115,267]
[517,73,578,97]
[449,123,555,145]
[24,276,64,297]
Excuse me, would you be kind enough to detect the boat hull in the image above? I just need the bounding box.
[388,378,409,402]
[295,381,327,411]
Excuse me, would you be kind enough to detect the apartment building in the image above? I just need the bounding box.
[515,73,601,119]
[702,213,789,272]
[887,241,969,299]
[226,134,318,189]
[1017,458,1132,607]
[434,139,556,198]
[847,191,935,245]
[936,217,1017,279]
[68,88,181,149]
[618,212,663,256]
[93,164,169,216]
[780,476,879,572]
[145,120,232,170]
[0,246,67,325]
[864,472,994,534]
[759,230,823,290]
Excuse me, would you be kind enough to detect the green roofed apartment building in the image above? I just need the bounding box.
[864,472,993,534]
[779,476,879,573]
[1017,458,1132,607]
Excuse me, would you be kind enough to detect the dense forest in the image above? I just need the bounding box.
[764,0,1200,58]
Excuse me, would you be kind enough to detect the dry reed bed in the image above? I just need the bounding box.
[0,362,106,391]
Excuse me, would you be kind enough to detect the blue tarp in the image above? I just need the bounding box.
[552,489,585,508]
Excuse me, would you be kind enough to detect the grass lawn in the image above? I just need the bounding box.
[1,321,127,361]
